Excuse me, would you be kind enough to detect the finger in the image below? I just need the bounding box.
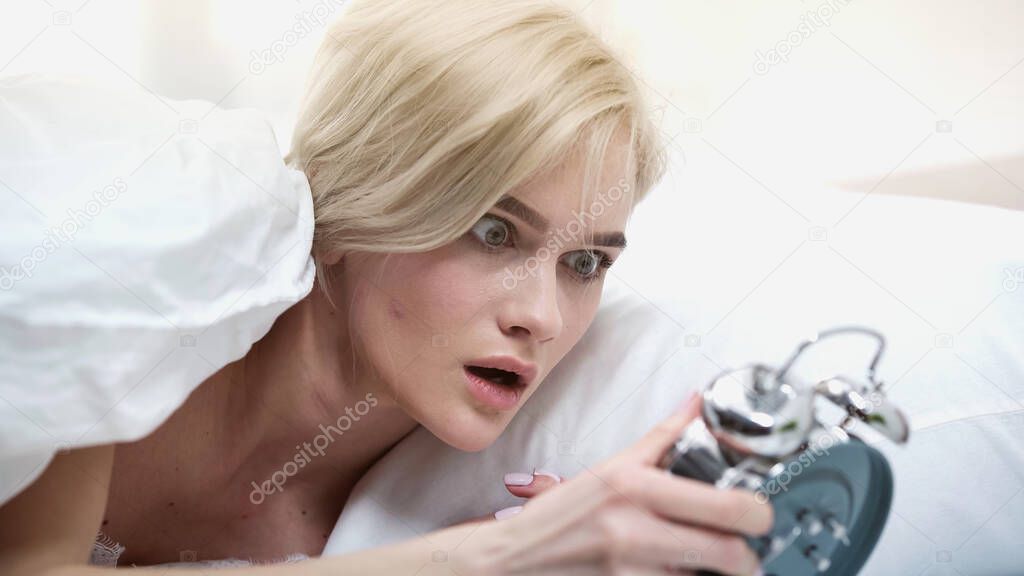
[621,566,695,576]
[505,469,562,498]
[456,501,529,525]
[632,565,695,576]
[545,564,695,576]
[603,506,761,576]
[457,511,508,525]
[629,391,703,465]
[626,467,774,536]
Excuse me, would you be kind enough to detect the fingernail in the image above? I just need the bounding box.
[494,505,523,521]
[532,468,561,483]
[504,472,534,486]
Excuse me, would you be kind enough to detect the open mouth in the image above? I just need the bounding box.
[464,365,524,388]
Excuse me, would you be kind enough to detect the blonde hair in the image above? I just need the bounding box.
[286,0,668,290]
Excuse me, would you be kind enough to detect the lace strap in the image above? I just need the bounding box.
[90,531,125,566]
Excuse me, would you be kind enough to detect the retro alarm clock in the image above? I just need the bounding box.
[659,327,910,575]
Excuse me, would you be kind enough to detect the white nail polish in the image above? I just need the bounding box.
[532,468,561,483]
[504,472,533,486]
[494,505,523,521]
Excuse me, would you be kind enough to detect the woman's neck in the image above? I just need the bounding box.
[209,288,420,506]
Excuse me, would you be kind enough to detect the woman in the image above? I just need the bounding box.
[0,0,771,573]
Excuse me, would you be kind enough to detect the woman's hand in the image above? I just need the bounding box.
[451,393,772,576]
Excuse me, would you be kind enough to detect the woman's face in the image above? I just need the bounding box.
[333,151,634,451]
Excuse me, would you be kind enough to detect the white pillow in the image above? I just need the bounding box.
[0,74,315,506]
[323,177,1024,574]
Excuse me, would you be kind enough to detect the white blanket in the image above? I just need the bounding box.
[0,74,315,505]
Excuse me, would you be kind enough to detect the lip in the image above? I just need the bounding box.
[463,367,523,410]
[463,355,539,389]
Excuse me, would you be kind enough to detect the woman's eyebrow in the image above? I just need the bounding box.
[590,231,627,249]
[495,195,627,248]
[496,195,549,231]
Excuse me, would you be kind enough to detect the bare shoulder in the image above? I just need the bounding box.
[0,445,114,574]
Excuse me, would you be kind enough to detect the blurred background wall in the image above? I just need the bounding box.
[2,0,1021,211]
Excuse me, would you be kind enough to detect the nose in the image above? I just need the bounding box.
[498,260,563,343]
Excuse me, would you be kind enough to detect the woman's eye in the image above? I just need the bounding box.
[562,250,612,282]
[470,214,514,250]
